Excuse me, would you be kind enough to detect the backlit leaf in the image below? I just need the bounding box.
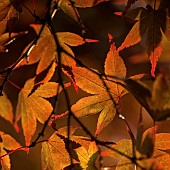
[102,129,170,169]
[118,5,170,76]
[0,132,21,170]
[155,133,170,150]
[16,78,59,146]
[16,24,97,74]
[124,73,170,121]
[0,145,10,170]
[41,126,91,170]
[56,0,82,26]
[0,0,23,52]
[75,141,99,169]
[0,132,21,150]
[0,93,13,125]
[62,34,142,135]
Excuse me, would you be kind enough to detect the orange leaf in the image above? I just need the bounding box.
[16,24,97,74]
[149,42,163,77]
[16,78,60,146]
[41,126,90,170]
[0,132,21,169]
[0,145,10,170]
[155,133,170,150]
[75,141,99,169]
[0,93,13,126]
[69,34,142,135]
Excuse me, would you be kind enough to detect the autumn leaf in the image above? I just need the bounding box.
[101,127,170,169]
[118,5,170,76]
[124,73,170,121]
[0,92,13,126]
[75,141,99,169]
[15,24,98,75]
[55,0,83,27]
[0,131,21,170]
[56,34,142,136]
[70,35,127,136]
[0,0,24,52]
[16,78,60,146]
[41,126,91,170]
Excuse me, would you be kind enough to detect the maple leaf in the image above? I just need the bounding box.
[75,141,99,169]
[55,0,83,27]
[15,24,98,75]
[118,5,170,77]
[0,92,14,126]
[101,127,170,169]
[124,73,170,121]
[41,126,92,170]
[16,78,60,146]
[60,34,142,136]
[0,0,25,52]
[0,131,21,170]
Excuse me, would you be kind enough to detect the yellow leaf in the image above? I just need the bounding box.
[16,24,97,74]
[75,141,99,169]
[41,126,86,170]
[0,132,21,150]
[0,144,10,170]
[16,78,59,146]
[0,93,13,125]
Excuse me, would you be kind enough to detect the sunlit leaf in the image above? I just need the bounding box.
[102,128,170,169]
[41,126,91,170]
[58,35,142,135]
[16,24,97,74]
[75,141,99,169]
[16,78,59,146]
[0,131,21,151]
[0,132,21,170]
[0,144,10,170]
[0,92,13,125]
[155,133,170,150]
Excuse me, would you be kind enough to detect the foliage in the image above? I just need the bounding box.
[0,0,170,169]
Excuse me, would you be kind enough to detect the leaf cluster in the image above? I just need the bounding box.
[0,0,169,169]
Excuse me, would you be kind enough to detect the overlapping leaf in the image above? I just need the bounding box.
[117,5,170,77]
[102,127,170,169]
[0,131,21,170]
[15,24,97,75]
[70,36,126,136]
[41,126,95,170]
[0,0,25,52]
[63,34,142,136]
[124,73,170,121]
[16,78,60,146]
[75,141,99,169]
